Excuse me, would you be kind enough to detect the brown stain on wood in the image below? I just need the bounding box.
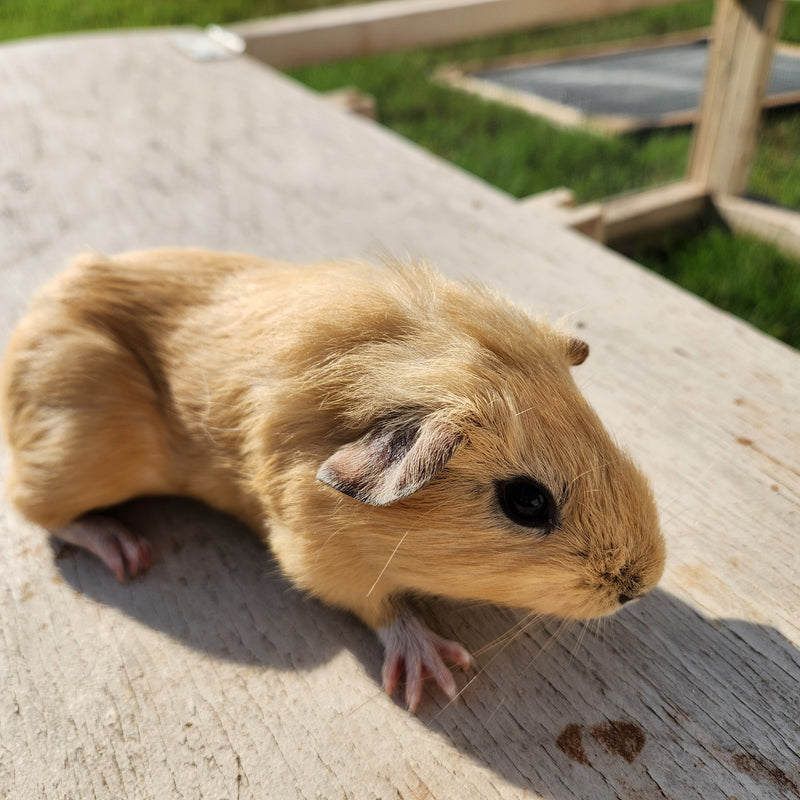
[589,720,646,764]
[734,435,800,480]
[732,753,800,798]
[556,723,591,766]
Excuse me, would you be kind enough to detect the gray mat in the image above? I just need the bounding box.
[476,40,800,119]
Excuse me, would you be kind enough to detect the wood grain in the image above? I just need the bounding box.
[688,0,786,195]
[0,31,798,799]
[715,192,800,260]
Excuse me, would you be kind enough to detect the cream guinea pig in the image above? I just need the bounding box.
[0,249,665,710]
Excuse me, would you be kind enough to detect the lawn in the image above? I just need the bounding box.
[4,0,799,348]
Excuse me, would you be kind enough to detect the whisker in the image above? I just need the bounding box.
[566,454,626,490]
[367,529,410,597]
[484,697,506,725]
[203,425,247,434]
[569,620,590,667]
[471,610,537,657]
[365,504,441,598]
[315,526,346,562]
[433,612,546,720]
[521,616,573,675]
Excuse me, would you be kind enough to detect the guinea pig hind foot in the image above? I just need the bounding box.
[51,513,152,582]
[378,609,473,712]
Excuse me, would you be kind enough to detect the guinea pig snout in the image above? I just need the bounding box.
[610,568,646,605]
[598,549,662,609]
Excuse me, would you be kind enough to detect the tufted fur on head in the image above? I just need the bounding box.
[232,258,665,630]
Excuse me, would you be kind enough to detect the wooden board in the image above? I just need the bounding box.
[1,31,799,800]
[230,0,681,69]
[715,192,800,260]
[600,181,710,243]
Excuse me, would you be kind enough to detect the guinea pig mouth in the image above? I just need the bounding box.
[605,576,646,609]
[564,574,650,619]
[595,556,654,603]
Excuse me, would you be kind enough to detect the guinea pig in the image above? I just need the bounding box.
[0,249,665,710]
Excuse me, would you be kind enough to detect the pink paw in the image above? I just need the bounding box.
[378,610,473,712]
[52,513,152,582]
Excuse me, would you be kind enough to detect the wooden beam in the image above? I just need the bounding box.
[520,188,604,239]
[231,0,680,69]
[715,193,800,259]
[687,0,786,196]
[601,181,710,244]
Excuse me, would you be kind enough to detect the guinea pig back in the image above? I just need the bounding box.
[0,249,665,708]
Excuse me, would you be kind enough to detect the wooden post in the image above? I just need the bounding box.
[687,0,785,196]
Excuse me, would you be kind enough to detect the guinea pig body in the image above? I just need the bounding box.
[1,249,665,709]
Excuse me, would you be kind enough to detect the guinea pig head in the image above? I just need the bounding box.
[316,327,665,623]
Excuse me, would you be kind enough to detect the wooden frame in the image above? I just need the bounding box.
[434,31,800,136]
[229,0,796,250]
[715,194,800,259]
[520,0,796,252]
[230,0,680,69]
[434,30,715,135]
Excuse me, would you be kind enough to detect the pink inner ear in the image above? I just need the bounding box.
[316,417,462,506]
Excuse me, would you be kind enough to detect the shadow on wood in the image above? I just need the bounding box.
[49,496,800,800]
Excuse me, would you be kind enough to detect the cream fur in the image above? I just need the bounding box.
[1,249,665,632]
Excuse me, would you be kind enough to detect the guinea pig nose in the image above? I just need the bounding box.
[618,593,636,605]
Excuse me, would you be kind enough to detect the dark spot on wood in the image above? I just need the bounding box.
[590,719,645,763]
[556,723,591,766]
[733,397,745,406]
[732,753,800,797]
[770,484,779,492]
[736,436,754,447]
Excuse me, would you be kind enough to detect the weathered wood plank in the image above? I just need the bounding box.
[520,188,604,239]
[1,32,798,800]
[600,180,710,243]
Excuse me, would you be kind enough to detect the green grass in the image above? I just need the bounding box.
[291,52,694,204]
[631,226,800,347]
[286,2,800,348]
[289,2,714,203]
[0,0,357,41]
[3,0,799,348]
[288,1,800,210]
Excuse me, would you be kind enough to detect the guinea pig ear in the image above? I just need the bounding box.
[567,337,589,366]
[316,415,463,506]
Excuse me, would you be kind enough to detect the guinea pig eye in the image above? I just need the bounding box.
[496,478,557,531]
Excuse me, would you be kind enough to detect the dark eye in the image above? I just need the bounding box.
[496,478,557,530]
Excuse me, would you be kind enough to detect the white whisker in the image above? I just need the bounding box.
[367,530,409,597]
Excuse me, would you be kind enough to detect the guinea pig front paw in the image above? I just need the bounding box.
[51,513,152,582]
[378,610,473,712]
